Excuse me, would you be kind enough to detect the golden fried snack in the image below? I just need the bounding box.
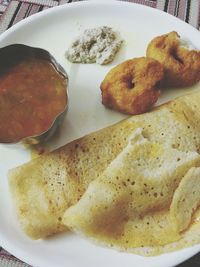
[146,31,200,87]
[100,57,164,115]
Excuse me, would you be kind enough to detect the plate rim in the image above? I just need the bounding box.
[0,0,200,43]
[0,1,200,267]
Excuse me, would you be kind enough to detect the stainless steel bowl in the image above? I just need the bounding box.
[0,44,68,145]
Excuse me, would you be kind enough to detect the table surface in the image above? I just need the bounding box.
[0,0,200,266]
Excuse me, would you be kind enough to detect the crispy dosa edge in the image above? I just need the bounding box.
[8,90,200,239]
[62,131,200,253]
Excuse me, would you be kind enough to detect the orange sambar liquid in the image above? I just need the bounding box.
[0,58,67,143]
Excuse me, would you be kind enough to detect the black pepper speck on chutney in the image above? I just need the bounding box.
[0,54,67,143]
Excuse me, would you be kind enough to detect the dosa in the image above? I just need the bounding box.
[9,90,200,245]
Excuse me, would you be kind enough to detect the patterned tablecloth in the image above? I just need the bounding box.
[0,0,200,266]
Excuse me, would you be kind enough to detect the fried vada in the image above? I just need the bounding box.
[146,31,200,87]
[100,57,164,115]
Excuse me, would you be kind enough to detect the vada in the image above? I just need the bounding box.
[100,57,164,115]
[146,31,200,87]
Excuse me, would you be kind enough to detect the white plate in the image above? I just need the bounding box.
[0,1,200,267]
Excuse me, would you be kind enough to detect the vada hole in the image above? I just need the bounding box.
[171,49,184,64]
[123,75,135,89]
[126,79,135,89]
[154,80,162,89]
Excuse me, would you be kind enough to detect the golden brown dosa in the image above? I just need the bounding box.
[9,90,200,240]
[63,130,200,255]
